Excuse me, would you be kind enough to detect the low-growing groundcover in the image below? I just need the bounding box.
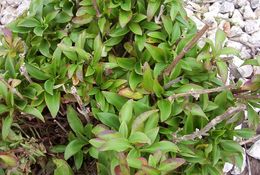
[0,0,259,174]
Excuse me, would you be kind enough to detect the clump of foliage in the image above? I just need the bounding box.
[0,0,259,174]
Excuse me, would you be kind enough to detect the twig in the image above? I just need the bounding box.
[163,24,209,77]
[240,135,260,146]
[168,84,235,101]
[174,104,246,142]
[0,77,23,99]
[92,0,101,17]
[155,5,165,24]
[53,119,68,134]
[163,76,183,90]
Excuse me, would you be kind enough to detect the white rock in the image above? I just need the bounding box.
[255,7,260,18]
[220,2,235,13]
[250,0,260,9]
[236,0,248,7]
[240,33,251,43]
[208,2,221,13]
[227,40,244,50]
[223,162,233,173]
[228,26,243,37]
[247,140,260,160]
[238,65,253,77]
[231,10,245,28]
[6,0,22,6]
[16,1,30,16]
[243,4,256,19]
[1,14,15,25]
[203,16,218,29]
[232,56,245,67]
[240,46,252,59]
[190,16,204,30]
[244,20,260,34]
[250,30,260,46]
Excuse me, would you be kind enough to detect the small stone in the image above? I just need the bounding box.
[203,16,218,29]
[1,14,14,25]
[243,4,256,19]
[236,0,247,7]
[220,2,235,13]
[223,21,231,34]
[226,40,244,50]
[231,10,245,28]
[238,65,253,77]
[240,47,252,59]
[6,0,22,7]
[189,16,204,30]
[250,0,260,9]
[249,30,260,46]
[232,56,245,67]
[244,20,260,34]
[228,26,243,37]
[255,7,260,17]
[208,2,221,13]
[247,140,260,160]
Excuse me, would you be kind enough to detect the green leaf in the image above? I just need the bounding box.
[145,43,165,62]
[18,17,41,27]
[53,158,73,175]
[39,39,52,58]
[96,112,120,130]
[119,121,129,138]
[216,60,228,84]
[45,91,60,118]
[98,138,132,152]
[129,71,142,90]
[142,63,154,92]
[158,99,172,122]
[2,115,13,140]
[5,57,16,78]
[64,139,86,160]
[215,29,226,50]
[142,141,179,153]
[0,154,17,168]
[247,104,259,128]
[162,15,173,36]
[174,84,203,94]
[232,128,255,139]
[67,105,84,134]
[218,47,239,56]
[23,106,45,122]
[102,91,127,110]
[158,158,185,172]
[44,79,54,95]
[147,0,161,21]
[119,10,132,28]
[220,140,243,153]
[132,110,159,133]
[129,132,151,145]
[93,34,103,64]
[74,151,83,170]
[25,63,50,80]
[0,104,9,115]
[188,103,208,120]
[119,100,133,124]
[129,23,142,35]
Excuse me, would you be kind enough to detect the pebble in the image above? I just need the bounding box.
[240,46,252,59]
[243,4,256,19]
[238,65,254,77]
[250,30,260,46]
[228,26,244,37]
[231,9,245,28]
[227,40,244,50]
[247,140,260,160]
[244,20,260,34]
[250,0,260,9]
[236,0,248,7]
[255,7,260,17]
[220,2,235,13]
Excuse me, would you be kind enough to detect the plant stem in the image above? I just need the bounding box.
[168,84,235,101]
[240,135,260,145]
[174,104,246,142]
[92,0,101,17]
[163,24,209,77]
